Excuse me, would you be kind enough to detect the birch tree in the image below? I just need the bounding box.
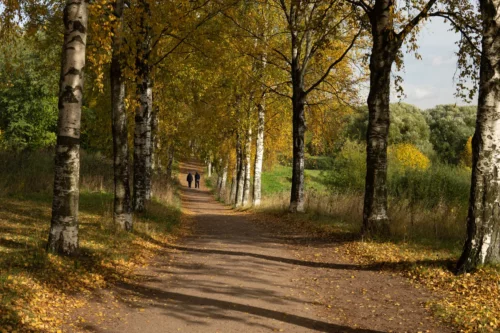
[110,0,133,230]
[253,92,265,206]
[348,0,438,235]
[242,124,252,206]
[274,0,361,212]
[129,0,219,211]
[235,131,244,207]
[251,3,269,207]
[456,0,500,272]
[47,0,88,254]
[132,0,153,212]
[349,0,479,236]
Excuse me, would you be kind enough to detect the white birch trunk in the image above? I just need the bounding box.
[253,95,265,207]
[221,163,228,198]
[111,0,132,231]
[230,161,237,204]
[236,162,245,208]
[457,0,500,272]
[235,133,244,207]
[243,126,252,206]
[47,0,88,255]
[166,144,174,183]
[133,75,152,211]
[133,3,153,212]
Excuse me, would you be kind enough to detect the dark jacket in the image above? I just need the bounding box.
[195,172,200,181]
[187,173,193,182]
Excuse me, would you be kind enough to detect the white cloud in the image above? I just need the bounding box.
[392,84,438,103]
[431,55,457,67]
[414,87,433,99]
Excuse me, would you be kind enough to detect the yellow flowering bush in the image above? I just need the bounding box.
[389,143,430,171]
[460,136,473,168]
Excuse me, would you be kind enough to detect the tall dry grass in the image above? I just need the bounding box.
[0,150,178,207]
[256,190,466,248]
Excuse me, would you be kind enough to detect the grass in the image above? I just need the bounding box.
[261,165,328,195]
[0,151,182,332]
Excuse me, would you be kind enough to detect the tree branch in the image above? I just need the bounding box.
[428,12,481,54]
[305,28,362,96]
[397,0,438,42]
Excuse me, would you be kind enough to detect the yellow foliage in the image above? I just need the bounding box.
[461,136,473,168]
[390,143,430,170]
[0,192,181,332]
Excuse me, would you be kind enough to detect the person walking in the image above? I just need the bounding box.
[195,172,201,189]
[187,172,193,188]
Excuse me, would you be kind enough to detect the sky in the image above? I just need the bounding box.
[395,18,477,110]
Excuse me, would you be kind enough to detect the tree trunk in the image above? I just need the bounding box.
[235,133,244,207]
[216,174,222,196]
[110,0,132,231]
[289,89,306,213]
[208,160,212,177]
[230,167,237,205]
[237,162,246,207]
[221,163,228,199]
[289,26,307,213]
[151,106,159,173]
[457,0,500,272]
[47,0,88,255]
[253,94,265,207]
[243,125,252,206]
[133,67,152,211]
[133,1,152,212]
[362,4,398,236]
[166,144,174,183]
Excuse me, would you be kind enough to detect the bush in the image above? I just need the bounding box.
[345,103,433,154]
[389,143,430,171]
[389,164,470,208]
[327,140,366,192]
[327,140,471,207]
[304,155,334,170]
[425,104,476,164]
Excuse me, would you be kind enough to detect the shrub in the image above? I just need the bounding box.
[327,140,470,208]
[327,140,366,192]
[460,136,473,168]
[425,104,476,164]
[389,143,430,171]
[304,155,335,170]
[388,164,470,208]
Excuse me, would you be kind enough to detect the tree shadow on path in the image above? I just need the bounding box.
[115,280,386,333]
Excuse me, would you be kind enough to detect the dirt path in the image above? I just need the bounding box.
[68,161,452,333]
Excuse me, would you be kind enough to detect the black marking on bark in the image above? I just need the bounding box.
[68,35,85,45]
[65,67,82,77]
[57,135,80,146]
[71,21,87,34]
[60,86,79,105]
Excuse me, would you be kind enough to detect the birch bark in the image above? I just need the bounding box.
[243,125,252,206]
[133,2,153,212]
[289,26,306,213]
[253,93,265,207]
[361,0,437,235]
[110,0,132,231]
[221,163,228,198]
[457,0,500,272]
[362,0,397,234]
[235,133,244,207]
[47,0,88,254]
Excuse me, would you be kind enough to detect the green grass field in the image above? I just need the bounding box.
[261,165,328,195]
